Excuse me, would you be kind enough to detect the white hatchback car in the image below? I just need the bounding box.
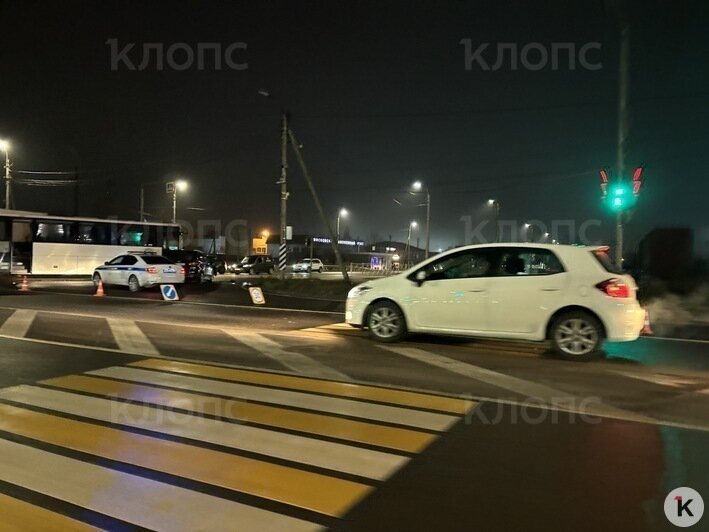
[346,244,646,360]
[293,258,324,273]
[93,253,185,292]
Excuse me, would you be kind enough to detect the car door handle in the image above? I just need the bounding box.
[541,288,560,291]
[467,289,486,292]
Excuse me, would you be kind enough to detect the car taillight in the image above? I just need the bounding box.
[146,266,157,274]
[596,278,630,298]
[180,266,186,275]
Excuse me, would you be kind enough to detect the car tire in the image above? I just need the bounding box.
[249,268,256,275]
[92,273,102,287]
[366,300,407,343]
[550,311,604,361]
[128,275,141,293]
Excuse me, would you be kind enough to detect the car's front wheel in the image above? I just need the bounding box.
[367,301,407,342]
[128,275,141,293]
[550,311,604,361]
[92,273,102,287]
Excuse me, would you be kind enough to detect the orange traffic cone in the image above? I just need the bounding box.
[94,279,105,297]
[641,309,653,335]
[18,275,30,292]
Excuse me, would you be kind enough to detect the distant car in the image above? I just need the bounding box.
[233,255,275,275]
[346,243,646,361]
[163,249,214,282]
[93,253,185,292]
[293,258,324,273]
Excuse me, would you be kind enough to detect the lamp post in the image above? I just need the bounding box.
[487,198,500,242]
[406,221,418,267]
[336,208,348,242]
[523,223,531,242]
[169,179,188,224]
[412,181,431,258]
[0,140,11,209]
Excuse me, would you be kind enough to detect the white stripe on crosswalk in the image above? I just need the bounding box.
[0,309,37,338]
[0,385,408,480]
[0,438,320,532]
[106,318,159,356]
[87,366,458,431]
[379,345,658,423]
[227,331,350,380]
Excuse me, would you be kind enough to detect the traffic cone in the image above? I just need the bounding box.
[641,309,653,335]
[94,279,105,297]
[18,275,30,292]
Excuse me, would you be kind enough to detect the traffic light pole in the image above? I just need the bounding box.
[615,24,630,269]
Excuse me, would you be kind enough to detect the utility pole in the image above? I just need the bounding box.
[288,128,351,284]
[2,144,11,210]
[424,189,431,259]
[278,111,289,276]
[616,23,630,269]
[139,187,145,221]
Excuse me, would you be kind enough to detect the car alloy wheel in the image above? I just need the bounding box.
[367,301,406,342]
[92,273,102,287]
[128,275,140,293]
[553,315,601,359]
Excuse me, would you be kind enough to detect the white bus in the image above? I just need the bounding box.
[0,209,181,276]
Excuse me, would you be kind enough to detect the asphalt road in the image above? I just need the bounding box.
[0,287,707,530]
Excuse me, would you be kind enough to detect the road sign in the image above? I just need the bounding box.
[248,286,266,305]
[166,182,175,194]
[160,284,180,301]
[286,225,293,240]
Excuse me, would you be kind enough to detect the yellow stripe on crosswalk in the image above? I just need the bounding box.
[0,492,99,532]
[42,374,436,453]
[130,359,472,414]
[0,403,372,517]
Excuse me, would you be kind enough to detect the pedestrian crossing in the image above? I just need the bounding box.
[0,358,475,530]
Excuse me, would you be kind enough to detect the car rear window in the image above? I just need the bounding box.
[142,256,175,265]
[592,250,623,274]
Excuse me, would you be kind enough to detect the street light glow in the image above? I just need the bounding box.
[487,198,496,205]
[412,181,422,191]
[261,230,270,238]
[176,180,188,192]
[411,220,418,228]
[0,140,9,152]
[524,223,531,228]
[339,208,348,217]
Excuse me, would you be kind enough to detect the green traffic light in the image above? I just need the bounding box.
[606,182,636,212]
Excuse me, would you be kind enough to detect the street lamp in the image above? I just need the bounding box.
[336,208,348,242]
[170,179,188,224]
[0,140,11,209]
[523,223,531,242]
[411,181,431,258]
[406,221,418,267]
[487,199,500,242]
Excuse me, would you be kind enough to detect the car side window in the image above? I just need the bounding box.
[121,255,138,266]
[496,248,564,276]
[424,249,498,280]
[108,256,125,265]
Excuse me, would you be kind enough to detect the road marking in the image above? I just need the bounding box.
[0,492,100,532]
[0,309,37,338]
[0,402,370,517]
[379,345,658,424]
[611,370,702,389]
[0,385,408,481]
[130,358,471,414]
[228,331,351,380]
[645,336,709,344]
[0,438,319,531]
[87,366,459,431]
[43,374,436,453]
[106,318,159,356]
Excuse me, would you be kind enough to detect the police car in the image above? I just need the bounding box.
[92,252,186,292]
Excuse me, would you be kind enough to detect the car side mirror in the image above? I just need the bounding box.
[104,261,109,265]
[414,270,427,286]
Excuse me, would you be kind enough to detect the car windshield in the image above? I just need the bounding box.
[142,256,175,265]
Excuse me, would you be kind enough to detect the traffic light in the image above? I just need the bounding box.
[607,181,636,212]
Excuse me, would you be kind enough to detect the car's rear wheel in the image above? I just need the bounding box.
[367,301,407,342]
[550,311,604,361]
[128,275,140,293]
[249,267,256,275]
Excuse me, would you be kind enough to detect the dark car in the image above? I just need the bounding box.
[163,249,214,282]
[233,255,275,275]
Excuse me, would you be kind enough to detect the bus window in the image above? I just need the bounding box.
[35,221,74,243]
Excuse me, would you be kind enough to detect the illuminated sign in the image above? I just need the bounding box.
[312,237,364,246]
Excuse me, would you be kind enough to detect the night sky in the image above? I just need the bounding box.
[1,0,708,252]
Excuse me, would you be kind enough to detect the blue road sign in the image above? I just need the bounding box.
[160,284,180,301]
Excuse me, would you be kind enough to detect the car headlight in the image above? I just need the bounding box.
[348,285,373,298]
